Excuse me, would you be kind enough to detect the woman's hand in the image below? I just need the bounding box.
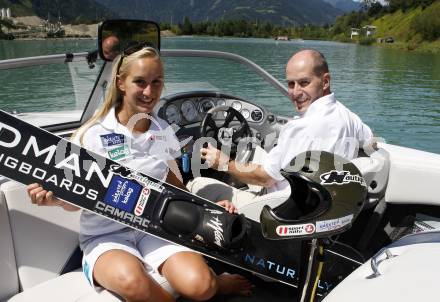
[26,183,84,212]
[27,183,65,207]
[216,200,237,214]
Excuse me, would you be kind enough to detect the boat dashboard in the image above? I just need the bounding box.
[160,93,266,126]
[157,91,289,184]
[158,91,289,155]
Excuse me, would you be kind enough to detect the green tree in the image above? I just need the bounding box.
[192,21,209,35]
[367,2,384,16]
[160,22,171,31]
[387,0,436,12]
[181,16,193,35]
[331,11,368,36]
[411,3,440,40]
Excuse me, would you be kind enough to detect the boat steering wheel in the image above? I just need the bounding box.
[200,105,253,160]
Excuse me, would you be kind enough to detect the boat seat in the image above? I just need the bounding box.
[0,183,18,300]
[8,269,120,302]
[378,143,440,206]
[0,181,120,301]
[351,148,389,208]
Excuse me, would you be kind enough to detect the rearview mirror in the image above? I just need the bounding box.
[98,19,161,61]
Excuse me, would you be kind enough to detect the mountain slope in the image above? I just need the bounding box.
[372,1,440,47]
[323,0,361,12]
[0,0,116,23]
[95,0,344,25]
[0,0,348,26]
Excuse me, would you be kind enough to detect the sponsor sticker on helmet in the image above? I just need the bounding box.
[316,214,353,233]
[276,223,316,237]
[320,170,366,187]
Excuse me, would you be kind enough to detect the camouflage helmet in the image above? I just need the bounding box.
[260,151,367,240]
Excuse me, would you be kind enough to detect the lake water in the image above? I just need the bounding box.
[0,37,439,153]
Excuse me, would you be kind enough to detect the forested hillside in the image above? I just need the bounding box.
[331,0,440,51]
[323,0,362,12]
[0,0,349,25]
[94,0,345,26]
[0,0,115,23]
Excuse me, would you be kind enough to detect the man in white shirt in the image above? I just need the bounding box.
[187,49,373,215]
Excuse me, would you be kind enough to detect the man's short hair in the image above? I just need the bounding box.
[311,50,329,76]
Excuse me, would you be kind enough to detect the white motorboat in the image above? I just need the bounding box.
[0,20,439,302]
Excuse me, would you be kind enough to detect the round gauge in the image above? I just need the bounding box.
[181,100,198,122]
[251,109,263,122]
[232,101,242,111]
[241,109,250,120]
[199,98,216,113]
[165,104,181,124]
[217,99,226,106]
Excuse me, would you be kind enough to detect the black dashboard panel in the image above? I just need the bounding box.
[158,91,264,127]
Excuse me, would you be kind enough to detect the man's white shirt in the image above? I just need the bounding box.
[263,93,373,193]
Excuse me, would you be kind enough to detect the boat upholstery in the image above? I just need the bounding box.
[0,181,120,301]
[380,143,440,205]
[8,270,119,302]
[0,186,19,300]
[352,148,390,208]
[323,231,440,302]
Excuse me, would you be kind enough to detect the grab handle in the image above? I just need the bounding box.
[370,248,396,277]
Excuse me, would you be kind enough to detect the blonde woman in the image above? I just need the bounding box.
[27,45,252,301]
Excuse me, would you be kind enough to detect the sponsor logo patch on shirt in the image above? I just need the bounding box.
[107,144,131,161]
[100,133,125,148]
[150,134,166,141]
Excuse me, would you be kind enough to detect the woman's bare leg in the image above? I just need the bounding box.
[93,249,175,302]
[161,251,253,301]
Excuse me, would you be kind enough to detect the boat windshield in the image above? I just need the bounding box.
[0,56,103,125]
[0,50,293,128]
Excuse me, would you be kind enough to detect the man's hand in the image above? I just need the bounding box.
[216,200,237,214]
[200,143,230,171]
